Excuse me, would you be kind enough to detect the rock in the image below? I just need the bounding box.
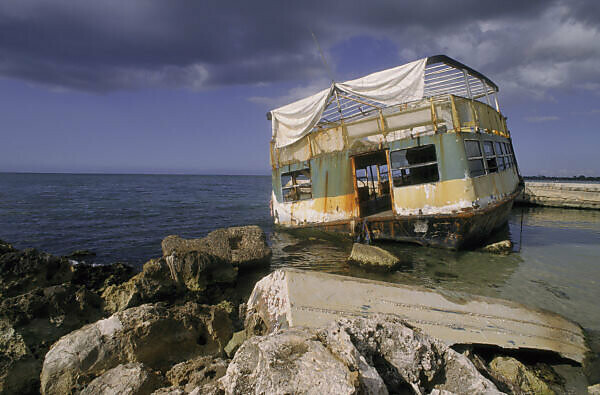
[40,302,233,395]
[64,249,96,260]
[481,240,513,255]
[152,386,185,394]
[224,330,246,358]
[0,240,15,255]
[589,383,600,394]
[348,243,399,268]
[162,225,271,268]
[101,259,180,313]
[166,356,228,393]
[0,319,39,395]
[0,247,73,298]
[488,356,554,394]
[219,315,499,395]
[71,262,135,294]
[80,363,164,395]
[218,328,360,395]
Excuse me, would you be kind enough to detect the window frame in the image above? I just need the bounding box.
[464,139,486,178]
[390,144,440,188]
[281,168,312,202]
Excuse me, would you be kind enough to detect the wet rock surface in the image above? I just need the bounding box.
[481,240,513,255]
[349,242,400,268]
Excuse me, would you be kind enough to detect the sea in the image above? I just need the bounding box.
[1,172,599,337]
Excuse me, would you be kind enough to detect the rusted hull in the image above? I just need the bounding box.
[278,186,523,249]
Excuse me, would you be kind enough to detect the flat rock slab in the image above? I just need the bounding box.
[246,269,589,364]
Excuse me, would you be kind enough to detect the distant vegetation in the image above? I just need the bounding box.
[524,175,600,181]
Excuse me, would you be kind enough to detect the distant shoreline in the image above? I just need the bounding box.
[524,175,600,182]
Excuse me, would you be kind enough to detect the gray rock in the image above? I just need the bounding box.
[81,363,164,395]
[488,356,554,394]
[218,328,360,395]
[166,356,228,393]
[40,302,232,395]
[162,225,271,268]
[349,243,399,268]
[481,240,513,255]
[220,316,499,395]
[152,386,185,395]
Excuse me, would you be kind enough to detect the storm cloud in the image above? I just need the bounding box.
[1,0,598,96]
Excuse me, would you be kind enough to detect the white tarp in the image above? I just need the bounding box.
[271,58,427,148]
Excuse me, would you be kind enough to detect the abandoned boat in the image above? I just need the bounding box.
[268,55,523,249]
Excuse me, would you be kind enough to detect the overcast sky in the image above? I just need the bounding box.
[1,0,599,176]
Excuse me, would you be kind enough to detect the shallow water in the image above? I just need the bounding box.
[1,173,599,334]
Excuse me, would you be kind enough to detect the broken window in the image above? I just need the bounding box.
[390,144,439,187]
[495,142,505,171]
[483,141,498,173]
[465,140,485,177]
[281,168,312,202]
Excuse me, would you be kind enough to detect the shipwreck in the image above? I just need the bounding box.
[268,55,522,249]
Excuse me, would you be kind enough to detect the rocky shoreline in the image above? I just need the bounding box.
[1,226,597,394]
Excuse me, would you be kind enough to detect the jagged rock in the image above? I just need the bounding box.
[0,319,39,395]
[162,225,271,268]
[166,356,228,393]
[481,240,513,255]
[101,259,180,313]
[80,363,164,395]
[40,302,233,395]
[71,262,135,294]
[0,247,73,298]
[64,250,96,260]
[224,330,246,358]
[488,356,554,394]
[218,328,360,395]
[219,315,500,395]
[348,243,400,268]
[0,240,15,255]
[152,386,185,395]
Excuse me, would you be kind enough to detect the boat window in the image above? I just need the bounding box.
[504,142,513,167]
[281,168,312,202]
[464,140,485,177]
[495,142,505,171]
[483,141,498,173]
[390,144,439,187]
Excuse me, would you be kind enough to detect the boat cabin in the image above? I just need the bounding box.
[268,55,522,249]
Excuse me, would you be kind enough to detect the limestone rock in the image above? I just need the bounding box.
[481,240,513,255]
[166,356,228,393]
[224,330,246,358]
[0,246,72,298]
[0,319,39,395]
[162,225,271,268]
[101,259,180,313]
[80,363,164,395]
[71,262,135,294]
[40,302,232,395]
[349,243,399,268]
[488,356,554,394]
[152,386,185,394]
[218,328,360,395]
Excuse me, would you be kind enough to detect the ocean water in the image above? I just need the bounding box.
[1,173,599,334]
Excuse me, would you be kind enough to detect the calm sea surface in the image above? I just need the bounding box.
[1,173,599,334]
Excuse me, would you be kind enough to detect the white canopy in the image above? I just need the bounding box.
[271,58,427,148]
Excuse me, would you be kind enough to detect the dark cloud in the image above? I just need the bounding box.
[0,0,597,94]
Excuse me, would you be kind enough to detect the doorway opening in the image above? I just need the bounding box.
[352,150,392,217]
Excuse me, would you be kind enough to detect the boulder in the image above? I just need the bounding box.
[481,240,513,255]
[224,330,246,358]
[589,384,600,394]
[219,315,500,395]
[348,243,399,268]
[166,356,228,393]
[80,363,164,395]
[71,262,135,294]
[162,225,271,268]
[219,328,360,395]
[488,356,554,394]
[40,302,233,395]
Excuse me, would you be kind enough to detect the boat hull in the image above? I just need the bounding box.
[277,186,522,250]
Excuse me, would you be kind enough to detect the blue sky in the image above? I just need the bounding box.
[1,1,599,176]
